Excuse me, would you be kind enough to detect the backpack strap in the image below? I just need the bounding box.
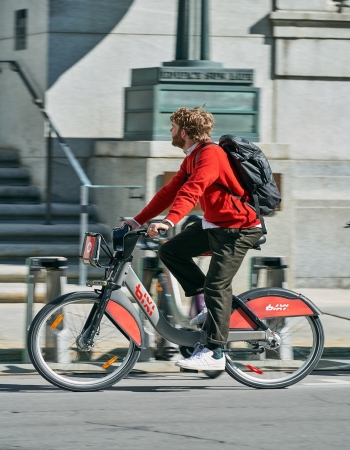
[251,190,267,234]
[193,141,213,165]
[214,182,244,203]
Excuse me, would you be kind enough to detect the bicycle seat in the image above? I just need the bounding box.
[252,235,266,250]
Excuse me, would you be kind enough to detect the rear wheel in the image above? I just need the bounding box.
[28,292,140,392]
[225,315,324,389]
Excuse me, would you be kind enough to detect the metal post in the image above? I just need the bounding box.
[175,0,190,60]
[250,256,292,360]
[24,257,68,363]
[138,313,155,362]
[266,267,286,289]
[45,123,52,225]
[250,257,287,289]
[45,263,69,363]
[23,258,41,362]
[201,0,209,60]
[79,184,89,285]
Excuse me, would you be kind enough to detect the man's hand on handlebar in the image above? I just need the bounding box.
[121,219,139,230]
[147,222,170,238]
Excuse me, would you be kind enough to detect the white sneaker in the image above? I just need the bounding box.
[190,307,208,326]
[190,342,205,357]
[175,347,225,371]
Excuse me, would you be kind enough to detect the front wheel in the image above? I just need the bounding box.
[28,291,140,392]
[225,315,324,389]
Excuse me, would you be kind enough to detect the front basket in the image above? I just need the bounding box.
[80,232,113,268]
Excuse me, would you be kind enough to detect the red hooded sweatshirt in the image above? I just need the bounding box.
[134,141,260,229]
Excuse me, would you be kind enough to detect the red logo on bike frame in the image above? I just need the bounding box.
[135,284,156,317]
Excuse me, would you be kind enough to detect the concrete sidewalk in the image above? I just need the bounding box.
[0,278,349,374]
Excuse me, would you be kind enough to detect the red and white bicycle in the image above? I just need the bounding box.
[28,224,324,392]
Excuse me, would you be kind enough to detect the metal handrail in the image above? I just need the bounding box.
[0,61,89,184]
[0,60,143,284]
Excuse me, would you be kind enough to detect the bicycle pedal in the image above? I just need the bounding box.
[180,368,198,373]
[86,280,107,287]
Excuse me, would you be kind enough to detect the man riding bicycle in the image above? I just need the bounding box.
[123,106,263,371]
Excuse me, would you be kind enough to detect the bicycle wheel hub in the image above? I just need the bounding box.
[76,334,93,351]
[264,330,281,350]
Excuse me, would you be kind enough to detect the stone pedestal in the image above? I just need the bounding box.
[124,66,259,141]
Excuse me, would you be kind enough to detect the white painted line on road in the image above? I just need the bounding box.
[317,378,350,384]
[301,379,350,386]
[300,383,350,386]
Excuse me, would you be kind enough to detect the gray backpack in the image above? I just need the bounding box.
[195,136,281,234]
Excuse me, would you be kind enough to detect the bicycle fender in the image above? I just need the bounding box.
[230,287,322,330]
[106,289,146,348]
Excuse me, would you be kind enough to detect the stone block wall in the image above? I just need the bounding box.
[91,141,350,290]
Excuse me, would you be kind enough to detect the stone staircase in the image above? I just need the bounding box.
[0,148,111,285]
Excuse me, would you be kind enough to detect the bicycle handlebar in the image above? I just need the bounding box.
[134,228,167,236]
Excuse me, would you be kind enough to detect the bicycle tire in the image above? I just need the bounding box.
[28,291,140,392]
[203,370,223,379]
[225,314,324,389]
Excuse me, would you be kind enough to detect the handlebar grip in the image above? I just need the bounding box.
[134,228,166,237]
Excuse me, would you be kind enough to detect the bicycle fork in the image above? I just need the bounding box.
[76,287,112,350]
[76,259,129,349]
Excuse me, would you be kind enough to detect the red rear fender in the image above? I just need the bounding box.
[230,288,322,330]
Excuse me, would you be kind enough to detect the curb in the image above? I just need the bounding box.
[0,358,349,376]
[0,361,180,376]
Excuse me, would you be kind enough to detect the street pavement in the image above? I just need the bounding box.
[0,371,349,450]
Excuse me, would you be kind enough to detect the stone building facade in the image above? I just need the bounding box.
[0,0,349,290]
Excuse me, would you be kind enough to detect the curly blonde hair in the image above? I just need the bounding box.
[170,106,214,141]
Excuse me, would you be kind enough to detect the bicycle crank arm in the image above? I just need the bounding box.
[227,330,267,342]
[224,348,265,355]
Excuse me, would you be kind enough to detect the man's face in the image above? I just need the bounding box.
[170,122,185,149]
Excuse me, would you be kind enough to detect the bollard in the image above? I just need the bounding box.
[23,257,68,363]
[250,256,287,289]
[138,255,157,362]
[250,256,292,360]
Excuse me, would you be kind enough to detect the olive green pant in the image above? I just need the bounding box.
[158,221,263,345]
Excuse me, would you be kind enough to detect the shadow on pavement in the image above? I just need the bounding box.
[0,384,60,393]
[0,383,248,393]
[1,365,37,374]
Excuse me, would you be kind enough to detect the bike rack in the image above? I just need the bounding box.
[250,256,288,289]
[250,256,292,359]
[23,257,68,363]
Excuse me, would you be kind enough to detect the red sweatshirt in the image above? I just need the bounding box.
[134,141,260,229]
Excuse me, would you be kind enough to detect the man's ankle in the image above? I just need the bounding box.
[206,343,223,359]
[206,343,222,351]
